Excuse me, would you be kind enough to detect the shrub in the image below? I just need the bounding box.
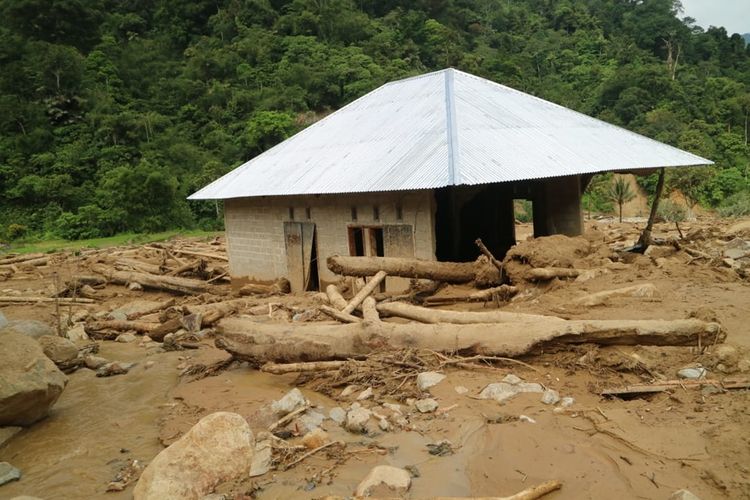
[718,191,750,217]
[657,199,687,223]
[6,223,28,240]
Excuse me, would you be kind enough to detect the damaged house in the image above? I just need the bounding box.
[189,69,711,292]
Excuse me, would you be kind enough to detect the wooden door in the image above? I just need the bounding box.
[284,222,317,293]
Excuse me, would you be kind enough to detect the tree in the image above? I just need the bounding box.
[609,176,636,222]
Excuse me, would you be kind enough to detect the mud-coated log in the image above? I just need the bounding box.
[91,263,211,295]
[319,305,361,323]
[362,297,380,323]
[327,255,501,285]
[342,271,387,314]
[423,285,518,305]
[184,298,257,325]
[325,285,348,310]
[216,317,724,364]
[0,253,45,265]
[376,301,561,324]
[86,320,160,335]
[114,258,165,275]
[527,267,581,281]
[0,296,96,304]
[126,298,176,320]
[1,256,48,269]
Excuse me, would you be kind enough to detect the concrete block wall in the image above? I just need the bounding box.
[223,190,436,286]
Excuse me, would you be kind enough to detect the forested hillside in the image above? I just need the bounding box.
[1,0,749,241]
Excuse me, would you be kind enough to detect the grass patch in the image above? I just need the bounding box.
[4,229,223,255]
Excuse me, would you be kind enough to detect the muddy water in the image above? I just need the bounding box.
[0,343,182,500]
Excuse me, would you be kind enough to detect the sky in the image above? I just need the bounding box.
[679,0,750,35]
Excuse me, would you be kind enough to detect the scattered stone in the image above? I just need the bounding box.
[301,428,330,449]
[329,407,346,425]
[713,345,739,366]
[701,385,722,396]
[65,323,89,342]
[1,319,55,339]
[519,415,536,424]
[541,389,561,405]
[345,406,372,433]
[143,360,155,370]
[249,439,273,478]
[426,440,454,456]
[84,355,108,370]
[669,489,702,500]
[738,359,750,373]
[516,382,544,393]
[96,361,136,377]
[0,462,21,486]
[296,410,325,434]
[378,418,390,431]
[414,398,438,413]
[723,238,750,260]
[0,330,67,426]
[128,282,144,291]
[382,403,402,414]
[0,426,22,448]
[678,366,707,380]
[454,386,469,395]
[37,335,79,365]
[416,372,446,391]
[133,412,254,500]
[355,465,411,497]
[340,385,358,397]
[478,383,516,402]
[502,374,522,385]
[271,388,308,416]
[116,333,137,343]
[560,397,575,408]
[357,387,374,400]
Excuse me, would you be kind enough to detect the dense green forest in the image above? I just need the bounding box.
[1,0,749,241]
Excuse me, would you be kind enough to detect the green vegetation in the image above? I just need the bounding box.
[6,230,221,254]
[1,0,750,243]
[609,176,637,222]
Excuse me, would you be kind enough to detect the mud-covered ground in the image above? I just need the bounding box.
[1,217,749,499]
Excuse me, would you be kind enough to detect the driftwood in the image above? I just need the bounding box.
[602,378,750,397]
[423,285,518,305]
[526,267,581,281]
[342,271,387,314]
[0,252,45,265]
[171,248,228,261]
[0,296,96,304]
[86,320,160,335]
[91,264,211,295]
[114,258,165,275]
[362,297,380,323]
[239,278,290,296]
[327,255,501,285]
[325,285,348,310]
[0,256,49,269]
[475,238,504,274]
[319,305,362,323]
[184,298,256,326]
[126,298,176,320]
[376,301,561,324]
[216,317,723,364]
[573,284,659,307]
[261,361,349,374]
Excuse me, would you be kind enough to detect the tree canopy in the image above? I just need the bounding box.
[1,0,749,240]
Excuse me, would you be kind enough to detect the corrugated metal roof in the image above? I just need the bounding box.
[189,69,712,200]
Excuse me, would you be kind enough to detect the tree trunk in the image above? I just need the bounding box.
[637,168,666,250]
[327,255,501,285]
[215,317,723,365]
[526,267,581,281]
[325,285,348,310]
[342,270,387,314]
[91,264,212,295]
[376,301,562,324]
[619,203,623,223]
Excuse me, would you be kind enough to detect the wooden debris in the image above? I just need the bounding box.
[376,301,560,324]
[261,360,349,374]
[91,263,212,295]
[602,378,750,397]
[342,270,387,314]
[361,297,380,323]
[239,278,290,296]
[0,296,96,304]
[325,285,348,310]
[574,283,659,307]
[86,320,160,335]
[423,285,518,305]
[114,258,165,275]
[319,305,362,323]
[0,253,46,265]
[526,267,581,281]
[475,238,504,274]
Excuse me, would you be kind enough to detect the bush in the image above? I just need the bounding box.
[657,199,687,223]
[6,223,28,240]
[514,200,533,223]
[718,191,750,217]
[55,205,125,240]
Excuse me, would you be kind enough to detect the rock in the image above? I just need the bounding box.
[2,319,55,339]
[414,398,438,413]
[355,465,411,497]
[84,355,108,370]
[301,428,329,449]
[295,410,325,434]
[37,335,79,365]
[541,389,561,405]
[144,360,155,370]
[713,345,739,366]
[96,361,136,377]
[669,489,702,500]
[426,440,454,456]
[0,330,67,426]
[519,415,536,424]
[454,386,469,395]
[65,323,89,342]
[345,406,372,433]
[128,282,143,291]
[478,383,517,403]
[133,412,254,500]
[516,382,544,393]
[340,385,358,397]
[416,372,446,391]
[502,374,522,385]
[677,366,707,380]
[382,403,402,414]
[378,418,390,431]
[738,358,750,373]
[116,333,138,343]
[249,439,272,478]
[329,407,346,425]
[357,387,374,400]
[723,238,750,260]
[271,388,308,416]
[0,311,7,329]
[560,397,575,408]
[0,462,21,486]
[0,426,22,447]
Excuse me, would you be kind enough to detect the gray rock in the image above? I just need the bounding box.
[0,330,67,426]
[454,385,469,395]
[345,406,372,433]
[541,389,561,405]
[669,489,702,500]
[415,398,438,413]
[0,311,7,329]
[128,282,143,291]
[271,388,308,416]
[355,465,411,497]
[382,403,402,414]
[37,335,79,365]
[723,238,750,260]
[65,323,89,342]
[96,361,136,377]
[2,319,54,339]
[416,372,446,391]
[560,397,575,408]
[0,426,22,448]
[84,355,108,370]
[249,439,272,477]
[296,410,325,434]
[378,418,390,431]
[738,358,750,372]
[516,382,544,393]
[116,333,137,343]
[713,345,739,366]
[0,462,21,486]
[357,387,374,400]
[340,385,358,397]
[329,407,346,425]
[478,383,517,402]
[678,367,707,380]
[502,374,522,385]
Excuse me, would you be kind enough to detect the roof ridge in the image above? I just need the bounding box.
[444,69,459,184]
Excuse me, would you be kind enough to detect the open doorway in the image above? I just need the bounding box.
[513,199,534,243]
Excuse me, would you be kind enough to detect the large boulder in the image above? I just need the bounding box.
[2,320,55,339]
[133,412,254,500]
[37,335,79,366]
[0,330,68,426]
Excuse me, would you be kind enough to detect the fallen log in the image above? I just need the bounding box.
[327,255,501,285]
[602,378,750,397]
[171,248,228,262]
[423,285,518,305]
[319,305,362,323]
[114,258,165,275]
[148,317,183,341]
[86,320,160,335]
[91,264,211,295]
[0,253,45,265]
[239,278,290,296]
[325,285,348,310]
[526,267,581,281]
[0,296,96,304]
[376,301,562,324]
[261,360,348,374]
[216,318,723,364]
[574,283,659,307]
[126,298,176,320]
[184,298,257,325]
[362,297,380,323]
[342,271,387,314]
[1,256,49,269]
